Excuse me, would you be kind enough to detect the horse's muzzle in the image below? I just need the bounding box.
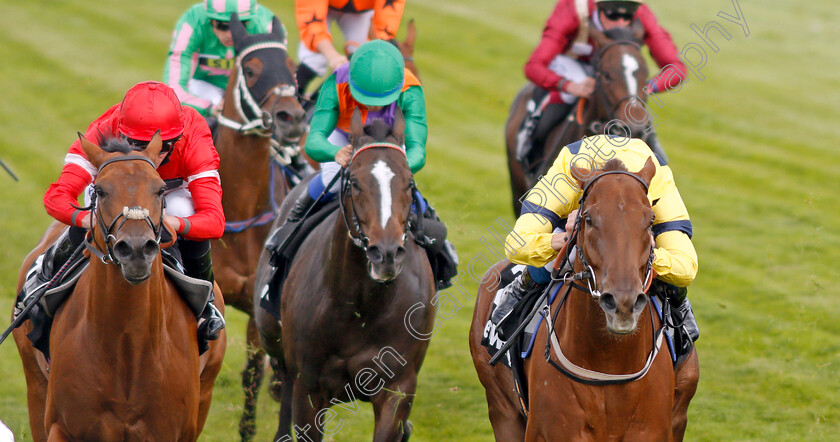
[366,243,407,282]
[113,237,159,285]
[599,291,647,334]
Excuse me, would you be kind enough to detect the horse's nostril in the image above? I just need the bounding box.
[114,241,132,258]
[600,293,617,311]
[634,294,647,311]
[395,246,406,262]
[143,239,159,258]
[275,111,292,123]
[366,246,383,264]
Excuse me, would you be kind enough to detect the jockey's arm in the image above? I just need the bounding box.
[637,6,689,93]
[305,74,343,163]
[397,85,427,174]
[296,0,332,54]
[524,0,577,91]
[371,0,406,41]
[649,169,698,287]
[174,110,225,241]
[505,147,580,267]
[164,6,214,116]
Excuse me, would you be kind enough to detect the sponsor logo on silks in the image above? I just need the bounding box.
[199,56,234,71]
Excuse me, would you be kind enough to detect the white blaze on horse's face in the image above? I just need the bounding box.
[371,160,395,229]
[622,53,639,97]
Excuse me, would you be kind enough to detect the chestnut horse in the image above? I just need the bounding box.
[469,158,699,440]
[506,23,654,215]
[253,110,436,441]
[209,15,307,439]
[13,134,225,441]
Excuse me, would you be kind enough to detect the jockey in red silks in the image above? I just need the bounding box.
[517,0,687,162]
[36,81,226,343]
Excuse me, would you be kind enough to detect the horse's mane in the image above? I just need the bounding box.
[355,118,400,146]
[98,134,139,154]
[603,27,637,43]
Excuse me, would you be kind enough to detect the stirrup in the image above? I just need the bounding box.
[198,303,225,341]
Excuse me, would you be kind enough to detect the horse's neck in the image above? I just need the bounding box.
[324,215,392,310]
[82,259,172,334]
[557,287,654,370]
[216,87,273,218]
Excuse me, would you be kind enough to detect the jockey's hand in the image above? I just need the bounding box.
[552,209,579,250]
[318,40,349,71]
[566,78,596,98]
[163,215,181,235]
[335,145,353,168]
[80,216,92,230]
[211,99,224,117]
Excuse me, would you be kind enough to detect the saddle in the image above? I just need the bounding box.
[15,235,213,359]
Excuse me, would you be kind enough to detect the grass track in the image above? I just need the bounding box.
[1,0,839,440]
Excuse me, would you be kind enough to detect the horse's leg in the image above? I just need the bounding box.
[13,323,49,442]
[273,367,295,442]
[239,316,266,442]
[198,291,227,434]
[672,348,700,441]
[46,424,69,442]
[268,357,284,402]
[289,381,324,442]
[371,377,417,442]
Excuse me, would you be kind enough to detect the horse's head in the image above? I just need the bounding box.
[590,22,651,138]
[229,14,306,143]
[342,108,413,282]
[571,156,656,334]
[80,133,167,284]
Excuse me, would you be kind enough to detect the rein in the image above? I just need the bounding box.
[82,156,165,265]
[542,169,663,385]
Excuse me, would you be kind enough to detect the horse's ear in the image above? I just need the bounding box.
[570,162,593,191]
[392,106,405,142]
[630,19,645,43]
[78,133,106,168]
[350,107,364,144]
[142,131,163,161]
[589,20,610,47]
[637,156,656,187]
[271,16,285,41]
[230,13,248,52]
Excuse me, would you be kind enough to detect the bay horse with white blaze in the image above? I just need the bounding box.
[469,158,699,440]
[209,14,308,440]
[254,110,436,441]
[506,23,655,215]
[13,134,225,441]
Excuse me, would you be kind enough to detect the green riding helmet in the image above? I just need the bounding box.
[348,40,406,107]
[205,0,257,21]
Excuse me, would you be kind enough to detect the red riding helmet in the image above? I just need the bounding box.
[118,81,185,141]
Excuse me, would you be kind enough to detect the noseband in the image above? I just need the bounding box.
[339,142,417,251]
[81,155,165,265]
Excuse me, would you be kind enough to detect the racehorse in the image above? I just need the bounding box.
[208,15,307,440]
[13,134,226,441]
[505,23,653,215]
[253,110,436,441]
[469,158,699,440]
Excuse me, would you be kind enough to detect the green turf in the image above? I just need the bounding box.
[1,0,838,440]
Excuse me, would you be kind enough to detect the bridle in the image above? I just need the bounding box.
[216,41,297,142]
[81,156,165,265]
[541,170,663,385]
[338,142,418,252]
[589,39,646,135]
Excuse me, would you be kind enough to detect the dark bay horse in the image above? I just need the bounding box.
[13,134,226,441]
[209,15,307,439]
[254,110,436,441]
[506,23,653,215]
[469,158,699,440]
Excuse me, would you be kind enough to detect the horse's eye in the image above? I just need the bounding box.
[584,215,593,226]
[158,187,166,197]
[603,72,612,81]
[94,186,106,198]
[244,67,255,78]
[350,179,361,190]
